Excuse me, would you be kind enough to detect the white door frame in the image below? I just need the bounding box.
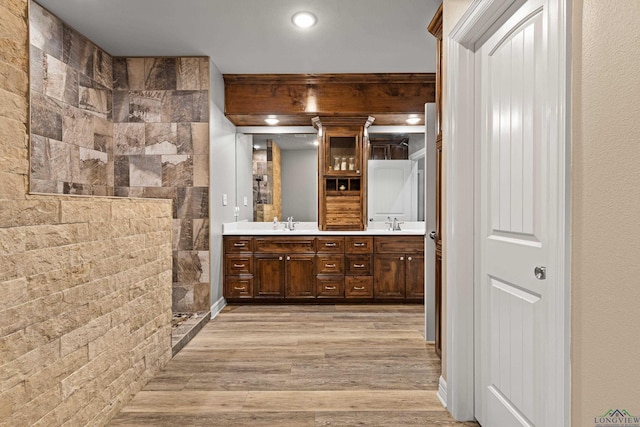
[444,0,571,423]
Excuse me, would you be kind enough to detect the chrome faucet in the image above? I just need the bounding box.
[284,216,299,231]
[392,217,403,231]
[385,216,394,231]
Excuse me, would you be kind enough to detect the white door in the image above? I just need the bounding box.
[476,0,564,425]
[367,160,417,222]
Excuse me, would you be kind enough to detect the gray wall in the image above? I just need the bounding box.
[281,149,318,222]
[209,59,236,307]
[235,133,254,222]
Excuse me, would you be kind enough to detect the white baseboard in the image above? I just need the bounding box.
[210,297,227,320]
[437,375,448,408]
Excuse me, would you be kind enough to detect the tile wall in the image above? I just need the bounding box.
[112,57,210,312]
[29,2,114,195]
[29,1,211,312]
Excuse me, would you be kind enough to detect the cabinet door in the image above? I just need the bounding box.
[285,254,316,298]
[370,144,388,160]
[254,255,285,298]
[405,254,424,300]
[374,254,406,299]
[389,143,408,160]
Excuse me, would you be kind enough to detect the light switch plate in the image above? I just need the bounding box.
[243,196,248,206]
[222,193,228,206]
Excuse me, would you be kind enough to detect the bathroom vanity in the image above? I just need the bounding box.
[223,223,425,303]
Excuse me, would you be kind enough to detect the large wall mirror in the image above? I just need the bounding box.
[234,125,429,225]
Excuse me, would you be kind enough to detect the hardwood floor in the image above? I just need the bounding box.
[109,304,480,426]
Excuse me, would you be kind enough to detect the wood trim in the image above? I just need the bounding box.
[427,3,444,37]
[223,73,435,126]
[224,73,436,85]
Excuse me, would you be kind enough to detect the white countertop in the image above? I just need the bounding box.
[222,221,425,236]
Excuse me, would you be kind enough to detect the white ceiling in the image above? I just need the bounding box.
[35,0,440,74]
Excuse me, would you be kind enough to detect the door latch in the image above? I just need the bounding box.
[534,266,546,280]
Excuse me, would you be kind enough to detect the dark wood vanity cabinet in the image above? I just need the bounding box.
[316,236,345,298]
[253,237,316,299]
[373,236,424,301]
[224,235,423,302]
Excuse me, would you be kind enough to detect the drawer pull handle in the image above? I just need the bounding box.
[325,242,337,247]
[353,242,366,247]
[353,263,365,268]
[325,286,337,290]
[233,286,246,291]
[353,286,366,290]
[325,263,336,268]
[233,243,246,247]
[233,264,245,268]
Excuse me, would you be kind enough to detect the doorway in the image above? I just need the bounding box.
[444,0,570,424]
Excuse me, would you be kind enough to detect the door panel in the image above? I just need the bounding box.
[405,255,425,299]
[478,0,550,425]
[285,254,316,298]
[367,160,417,222]
[373,254,405,299]
[254,255,285,298]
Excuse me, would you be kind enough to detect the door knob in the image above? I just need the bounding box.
[429,231,437,240]
[534,266,546,280]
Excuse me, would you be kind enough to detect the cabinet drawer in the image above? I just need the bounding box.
[254,237,316,253]
[316,255,345,274]
[225,255,253,275]
[374,236,424,253]
[346,255,373,275]
[224,237,253,253]
[345,276,373,298]
[316,276,345,298]
[225,276,253,299]
[316,237,345,253]
[345,236,373,253]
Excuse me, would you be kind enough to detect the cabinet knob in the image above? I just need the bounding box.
[408,257,412,261]
[400,256,404,261]
[286,256,291,261]
[279,256,283,261]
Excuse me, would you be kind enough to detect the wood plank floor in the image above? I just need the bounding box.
[109,304,480,426]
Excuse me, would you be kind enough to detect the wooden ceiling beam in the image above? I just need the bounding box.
[223,73,436,126]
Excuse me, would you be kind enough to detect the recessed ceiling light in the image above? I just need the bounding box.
[406,114,421,125]
[264,115,280,125]
[292,11,317,28]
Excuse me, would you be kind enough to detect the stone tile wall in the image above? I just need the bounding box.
[29,1,114,196]
[252,140,282,222]
[112,57,210,312]
[1,0,173,424]
[28,2,211,313]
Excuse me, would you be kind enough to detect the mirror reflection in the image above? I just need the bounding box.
[234,130,426,224]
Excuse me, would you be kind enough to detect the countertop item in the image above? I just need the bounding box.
[222,221,425,236]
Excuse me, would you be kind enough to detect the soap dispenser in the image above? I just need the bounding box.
[272,217,278,230]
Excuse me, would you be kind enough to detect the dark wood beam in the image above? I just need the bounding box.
[223,73,436,126]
